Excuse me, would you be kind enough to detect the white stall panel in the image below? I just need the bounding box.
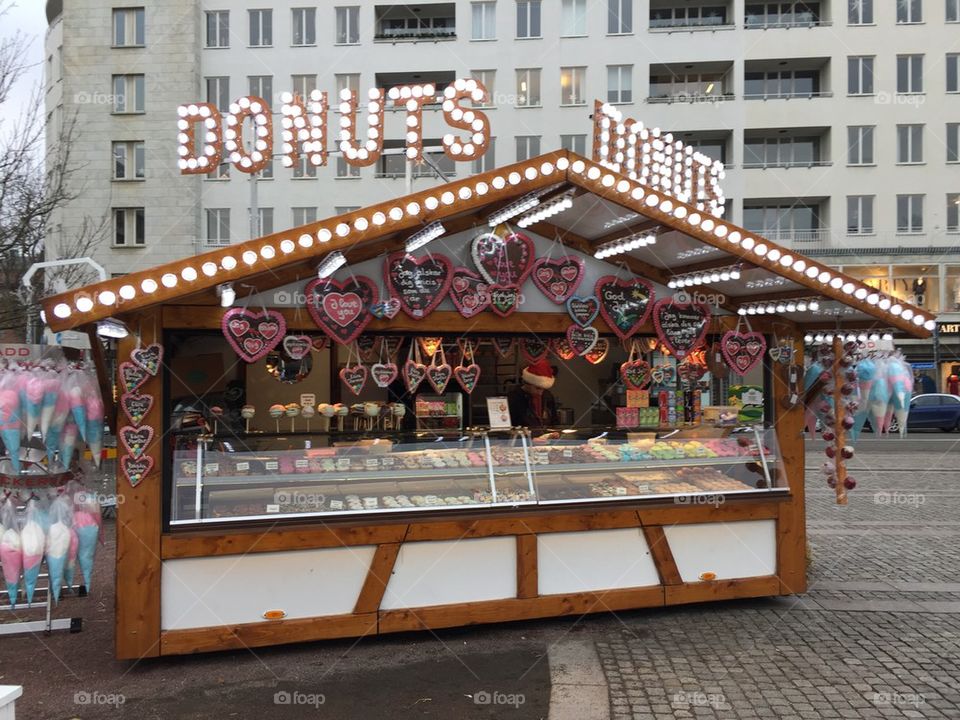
[161,545,375,630]
[538,528,660,595]
[665,520,776,582]
[381,537,516,609]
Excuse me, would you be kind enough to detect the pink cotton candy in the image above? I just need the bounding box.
[73,509,99,528]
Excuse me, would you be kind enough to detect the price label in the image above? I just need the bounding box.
[235,461,250,471]
[329,499,344,510]
[265,504,280,513]
[635,483,651,494]
[265,461,279,471]
[365,458,379,468]
[336,458,350,470]
[204,463,219,473]
[382,457,394,467]
[300,393,316,408]
[295,459,309,469]
[562,449,573,458]
[534,452,548,465]
[614,486,627,496]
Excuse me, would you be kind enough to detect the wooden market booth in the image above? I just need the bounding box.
[42,149,931,660]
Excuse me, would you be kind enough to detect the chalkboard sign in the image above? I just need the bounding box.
[595,276,655,340]
[653,299,711,358]
[384,252,453,319]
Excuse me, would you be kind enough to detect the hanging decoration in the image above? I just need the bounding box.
[768,338,795,365]
[305,276,377,346]
[471,231,534,286]
[530,256,585,304]
[121,455,154,488]
[371,362,398,388]
[620,341,651,390]
[403,342,428,393]
[357,334,379,363]
[418,336,443,358]
[385,252,453,319]
[492,337,516,358]
[520,337,549,363]
[566,295,600,328]
[339,343,368,396]
[119,361,149,394]
[583,338,610,365]
[721,330,767,376]
[119,425,153,460]
[311,335,330,352]
[370,297,401,320]
[221,308,287,363]
[489,285,521,317]
[426,345,453,394]
[678,359,708,388]
[652,299,710,359]
[120,392,153,427]
[282,334,312,360]
[448,267,491,318]
[650,364,676,386]
[565,324,599,357]
[454,343,481,394]
[595,276,655,341]
[130,344,163,376]
[551,336,576,361]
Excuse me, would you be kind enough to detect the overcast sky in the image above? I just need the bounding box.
[0,1,49,143]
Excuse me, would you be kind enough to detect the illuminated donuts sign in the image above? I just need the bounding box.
[176,78,491,175]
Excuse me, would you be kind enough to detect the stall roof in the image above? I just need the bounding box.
[42,149,932,338]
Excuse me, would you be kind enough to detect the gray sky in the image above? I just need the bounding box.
[0,1,48,142]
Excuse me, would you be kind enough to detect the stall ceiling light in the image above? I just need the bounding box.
[516,192,574,229]
[487,192,540,226]
[737,298,819,316]
[805,332,893,345]
[669,264,741,288]
[217,283,236,308]
[595,231,657,259]
[317,251,347,279]
[95,318,129,339]
[405,222,446,253]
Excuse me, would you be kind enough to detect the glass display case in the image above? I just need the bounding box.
[169,427,784,526]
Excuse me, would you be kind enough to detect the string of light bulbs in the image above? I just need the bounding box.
[594,231,657,259]
[805,331,894,344]
[737,298,820,315]
[515,192,574,228]
[668,265,741,288]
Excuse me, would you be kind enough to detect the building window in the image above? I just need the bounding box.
[336,6,360,44]
[897,124,924,164]
[949,0,960,21]
[291,74,317,102]
[745,3,820,27]
[249,9,272,46]
[256,159,274,180]
[112,74,144,113]
[516,68,541,106]
[560,134,587,155]
[206,208,231,245]
[113,141,145,180]
[516,136,540,161]
[897,55,923,93]
[336,157,360,178]
[847,195,874,234]
[607,65,632,103]
[472,2,496,39]
[847,126,875,165]
[897,0,922,22]
[335,73,360,99]
[847,56,874,95]
[292,7,316,45]
[293,155,317,178]
[516,1,542,38]
[608,0,632,33]
[948,54,959,92]
[561,0,587,36]
[293,207,318,226]
[205,10,229,47]
[897,195,924,233]
[114,208,145,246]
[113,7,145,47]
[250,207,273,236]
[472,138,496,173]
[205,76,229,110]
[744,69,819,98]
[948,194,960,231]
[743,203,821,238]
[848,0,873,24]
[684,137,727,164]
[471,70,495,104]
[652,5,728,28]
[654,70,728,100]
[249,75,273,103]
[560,67,586,105]
[335,206,360,214]
[948,123,960,162]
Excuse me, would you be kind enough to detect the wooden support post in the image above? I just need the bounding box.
[516,534,538,599]
[353,543,400,614]
[832,337,848,505]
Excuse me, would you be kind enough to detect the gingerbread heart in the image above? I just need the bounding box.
[454,364,481,394]
[380,335,403,359]
[471,231,534,285]
[340,364,368,396]
[370,297,401,320]
[521,337,549,363]
[130,343,162,376]
[566,324,599,356]
[448,267,490,318]
[120,393,153,427]
[403,359,428,393]
[721,331,767,376]
[311,335,330,352]
[769,342,794,365]
[489,284,521,317]
[620,360,651,390]
[385,252,453,319]
[584,338,609,365]
[678,361,708,386]
[306,276,377,345]
[119,425,153,460]
[427,362,452,394]
[418,337,443,358]
[371,362,399,388]
[653,300,711,358]
[650,364,676,386]
[119,361,149,394]
[357,334,378,362]
[282,334,312,360]
[222,308,287,363]
[566,295,600,327]
[595,276,655,341]
[121,455,154,488]
[551,336,576,361]
[530,256,585,304]
[492,337,516,358]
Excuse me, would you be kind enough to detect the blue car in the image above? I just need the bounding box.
[905,393,960,432]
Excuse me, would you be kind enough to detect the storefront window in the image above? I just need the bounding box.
[946,266,960,312]
[890,265,939,312]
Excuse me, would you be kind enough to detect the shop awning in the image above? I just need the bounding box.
[40,149,932,339]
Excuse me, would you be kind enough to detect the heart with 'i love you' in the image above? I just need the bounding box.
[721,331,767,375]
[222,308,287,363]
[340,364,368,396]
[566,324,599,356]
[306,276,378,346]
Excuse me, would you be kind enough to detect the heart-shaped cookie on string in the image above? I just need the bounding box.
[119,361,149,394]
[489,285,521,317]
[418,336,443,358]
[531,256,585,304]
[652,300,711,359]
[130,344,163,376]
[385,252,453,319]
[583,338,610,365]
[222,308,287,363]
[119,425,154,460]
[551,336,576,361]
[305,276,377,346]
[649,364,677,386]
[721,330,767,376]
[595,276,655,341]
[448,267,490,318]
[371,362,399,388]
[520,337,549,363]
[120,393,153,427]
[620,360,651,390]
[370,297,401,320]
[121,455,154,488]
[282,334,312,360]
[403,342,428,393]
[427,346,453,394]
[492,337,516,358]
[566,324,599,356]
[472,231,535,285]
[566,295,600,327]
[340,363,368,396]
[454,350,481,394]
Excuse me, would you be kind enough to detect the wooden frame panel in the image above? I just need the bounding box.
[664,576,781,605]
[641,526,682,586]
[516,535,538,599]
[353,543,401,614]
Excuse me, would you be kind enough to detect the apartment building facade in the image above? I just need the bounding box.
[44,0,960,370]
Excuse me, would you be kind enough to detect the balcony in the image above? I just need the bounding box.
[743,127,830,168]
[675,130,733,166]
[375,71,454,104]
[745,2,830,28]
[375,141,455,179]
[648,62,734,104]
[744,58,831,99]
[374,4,455,43]
[649,2,733,31]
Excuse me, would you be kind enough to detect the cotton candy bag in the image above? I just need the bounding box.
[20,498,46,604]
[45,493,73,602]
[0,498,21,607]
[73,486,101,589]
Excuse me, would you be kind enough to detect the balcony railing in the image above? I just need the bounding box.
[743,91,832,100]
[742,160,832,169]
[649,16,733,30]
[646,92,734,104]
[374,27,456,41]
[747,228,830,245]
[745,18,832,29]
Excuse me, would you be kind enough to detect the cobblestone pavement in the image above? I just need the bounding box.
[599,446,960,719]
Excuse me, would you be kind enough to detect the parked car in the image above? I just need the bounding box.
[862,394,960,433]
